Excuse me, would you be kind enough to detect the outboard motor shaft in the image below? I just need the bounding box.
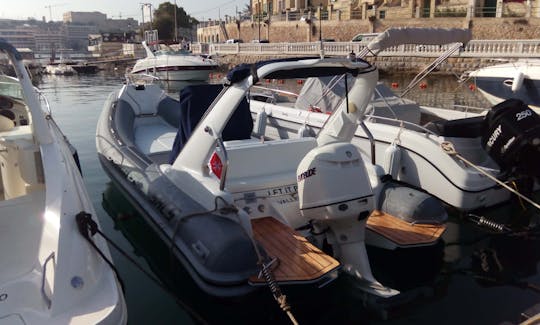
[297,142,399,298]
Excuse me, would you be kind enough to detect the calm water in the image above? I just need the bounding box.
[36,72,539,325]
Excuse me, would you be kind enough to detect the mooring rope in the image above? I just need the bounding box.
[440,141,540,212]
[76,211,210,325]
[168,196,299,325]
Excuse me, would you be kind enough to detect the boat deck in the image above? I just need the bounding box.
[367,210,446,246]
[249,217,339,285]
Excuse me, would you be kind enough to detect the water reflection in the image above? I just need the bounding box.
[101,179,540,324]
[101,181,373,324]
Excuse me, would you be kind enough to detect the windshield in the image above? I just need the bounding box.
[0,74,23,100]
[155,49,191,56]
[248,74,354,114]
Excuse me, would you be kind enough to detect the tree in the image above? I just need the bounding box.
[241,3,252,18]
[152,2,199,41]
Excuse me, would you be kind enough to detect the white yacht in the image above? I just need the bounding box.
[131,41,218,81]
[467,59,540,111]
[0,39,127,324]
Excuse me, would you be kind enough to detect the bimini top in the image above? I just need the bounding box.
[365,27,472,56]
[225,57,375,85]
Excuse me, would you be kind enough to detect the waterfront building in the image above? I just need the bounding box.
[0,26,37,50]
[198,0,540,43]
[63,11,138,33]
[63,11,107,25]
[99,18,139,33]
[34,28,66,60]
[0,12,139,61]
[252,0,328,16]
[64,24,98,51]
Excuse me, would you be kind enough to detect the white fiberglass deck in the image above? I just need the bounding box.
[0,190,45,285]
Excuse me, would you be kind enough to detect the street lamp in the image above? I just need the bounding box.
[174,0,178,42]
[258,1,261,41]
[318,4,323,42]
[189,18,193,43]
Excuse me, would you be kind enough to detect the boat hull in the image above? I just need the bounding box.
[95,88,261,297]
[97,153,258,297]
[0,69,126,325]
[71,65,99,74]
[250,101,513,211]
[131,54,218,81]
[131,68,214,81]
[470,60,540,111]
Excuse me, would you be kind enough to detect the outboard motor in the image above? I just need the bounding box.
[297,142,399,298]
[481,99,540,177]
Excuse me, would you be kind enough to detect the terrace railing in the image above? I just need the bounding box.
[191,39,540,58]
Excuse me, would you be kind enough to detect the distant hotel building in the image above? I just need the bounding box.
[63,11,107,25]
[63,11,137,32]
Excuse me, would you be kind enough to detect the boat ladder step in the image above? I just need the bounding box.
[249,217,340,286]
[367,210,446,247]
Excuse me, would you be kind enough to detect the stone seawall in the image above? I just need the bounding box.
[215,54,507,75]
[205,16,540,75]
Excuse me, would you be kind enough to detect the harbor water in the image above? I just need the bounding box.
[38,72,539,325]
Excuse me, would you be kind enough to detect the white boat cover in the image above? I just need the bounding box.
[366,27,472,55]
[294,76,354,112]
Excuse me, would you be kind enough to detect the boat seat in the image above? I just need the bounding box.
[0,126,42,199]
[114,99,136,147]
[115,95,179,153]
[0,114,14,132]
[133,116,177,155]
[168,84,253,164]
[119,83,166,115]
[423,116,485,138]
[157,96,183,128]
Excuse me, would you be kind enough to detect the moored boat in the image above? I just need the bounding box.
[97,56,450,306]
[44,63,76,76]
[0,39,127,324]
[249,28,540,212]
[131,41,218,81]
[467,59,540,111]
[71,63,99,74]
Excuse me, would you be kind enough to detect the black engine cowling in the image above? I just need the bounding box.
[481,98,540,177]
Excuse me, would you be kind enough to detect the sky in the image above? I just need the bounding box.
[1,0,250,22]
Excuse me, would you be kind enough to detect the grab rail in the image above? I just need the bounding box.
[358,121,376,165]
[41,251,55,309]
[37,90,52,116]
[363,114,440,136]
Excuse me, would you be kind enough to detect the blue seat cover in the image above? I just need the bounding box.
[168,84,253,164]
